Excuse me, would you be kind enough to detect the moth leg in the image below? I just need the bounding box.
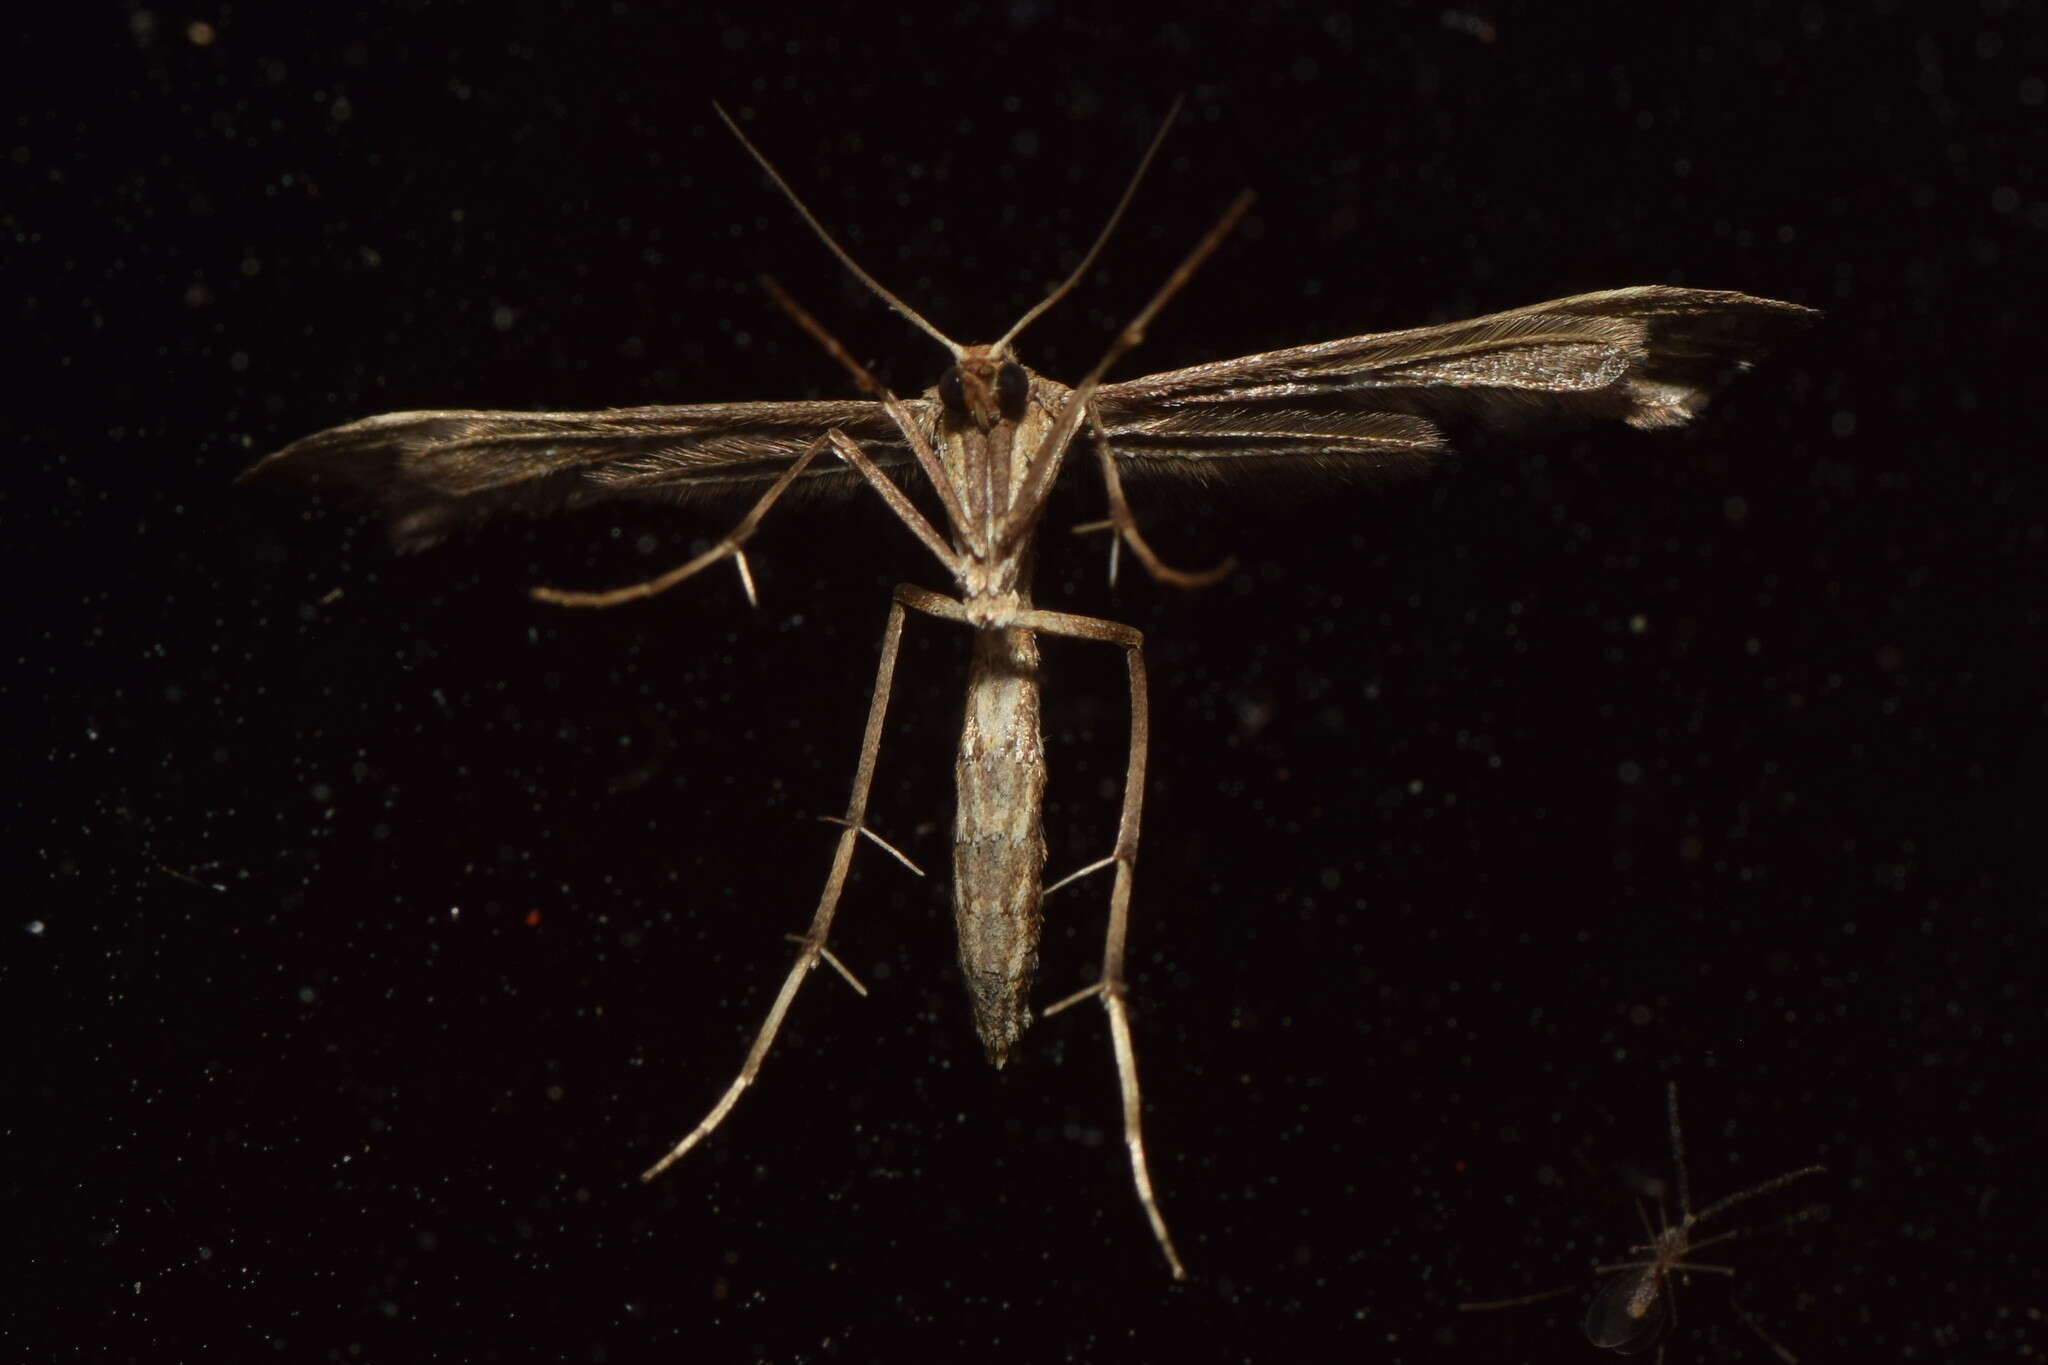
[641,583,950,1180]
[1072,403,1235,590]
[1021,605,1185,1281]
[532,430,835,609]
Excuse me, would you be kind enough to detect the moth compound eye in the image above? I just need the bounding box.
[996,364,1029,421]
[937,366,968,416]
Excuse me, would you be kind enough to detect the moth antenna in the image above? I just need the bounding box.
[995,95,1185,353]
[714,102,964,358]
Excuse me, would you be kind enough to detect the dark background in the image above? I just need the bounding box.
[11,1,2040,1360]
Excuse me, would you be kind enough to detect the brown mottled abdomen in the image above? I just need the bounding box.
[952,625,1046,1067]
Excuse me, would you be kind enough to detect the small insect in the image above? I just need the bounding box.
[1461,1082,1828,1362]
[244,104,1817,1278]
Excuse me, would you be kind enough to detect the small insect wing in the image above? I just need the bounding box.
[1584,1266,1673,1355]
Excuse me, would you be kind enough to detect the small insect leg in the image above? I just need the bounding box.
[1731,1297,1803,1365]
[1668,1082,1695,1223]
[1458,1283,1584,1312]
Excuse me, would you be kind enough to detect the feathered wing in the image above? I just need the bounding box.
[1091,405,1447,487]
[241,399,924,550]
[243,289,1817,546]
[1093,286,1819,485]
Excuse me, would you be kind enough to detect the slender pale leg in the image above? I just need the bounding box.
[1021,605,1183,1281]
[640,584,956,1180]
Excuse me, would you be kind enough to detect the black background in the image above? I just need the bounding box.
[12,1,2041,1361]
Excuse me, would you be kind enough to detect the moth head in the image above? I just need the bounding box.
[938,345,1031,428]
